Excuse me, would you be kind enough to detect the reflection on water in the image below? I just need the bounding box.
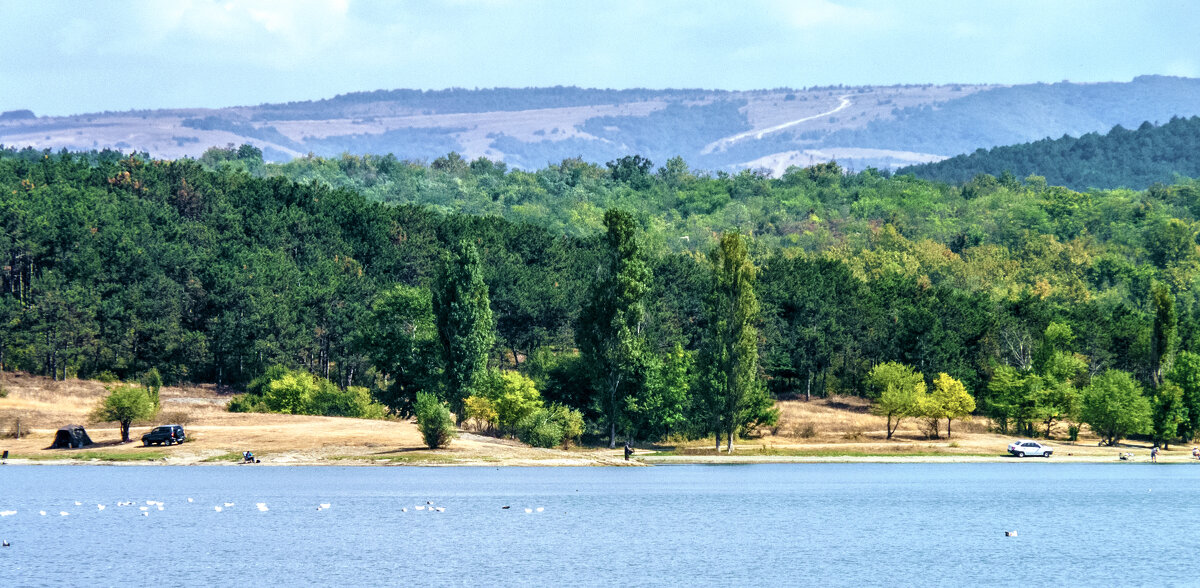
[0,464,1192,586]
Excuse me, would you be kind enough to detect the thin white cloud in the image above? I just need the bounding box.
[771,0,888,29]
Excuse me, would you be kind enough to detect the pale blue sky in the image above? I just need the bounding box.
[2,0,1197,115]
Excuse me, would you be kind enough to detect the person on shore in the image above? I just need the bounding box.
[623,441,633,461]
[1192,447,1198,460]
[1151,446,1159,463]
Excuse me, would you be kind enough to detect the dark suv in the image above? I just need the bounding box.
[142,424,186,446]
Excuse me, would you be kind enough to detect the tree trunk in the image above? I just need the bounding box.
[715,432,720,451]
[886,414,894,439]
[609,418,617,449]
[120,420,131,443]
[726,429,734,453]
[946,417,952,438]
[805,371,812,402]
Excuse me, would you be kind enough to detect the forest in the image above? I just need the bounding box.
[4,143,1200,447]
[903,116,1200,191]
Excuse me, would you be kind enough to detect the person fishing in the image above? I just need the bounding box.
[624,441,633,461]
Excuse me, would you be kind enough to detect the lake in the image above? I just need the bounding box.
[0,463,1195,586]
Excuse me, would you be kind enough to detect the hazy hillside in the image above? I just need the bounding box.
[900,115,1200,190]
[3,76,1200,173]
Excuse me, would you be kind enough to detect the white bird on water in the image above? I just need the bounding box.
[214,506,223,512]
[39,511,46,516]
[59,511,69,516]
[435,507,445,512]
[187,498,194,503]
[0,511,16,517]
[536,507,544,513]
[401,508,407,512]
[139,507,149,512]
[97,504,105,511]
[142,512,149,517]
[415,505,425,511]
[224,502,235,508]
[524,508,532,514]
[1005,531,1017,537]
[256,503,269,512]
[319,503,331,510]
[74,502,82,506]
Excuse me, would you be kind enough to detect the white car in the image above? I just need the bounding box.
[1008,440,1052,458]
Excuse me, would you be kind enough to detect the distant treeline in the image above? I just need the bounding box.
[901,116,1200,191]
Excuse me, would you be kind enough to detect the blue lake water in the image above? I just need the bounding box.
[0,463,1197,587]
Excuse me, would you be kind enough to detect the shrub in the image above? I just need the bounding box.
[481,370,543,434]
[414,392,456,449]
[309,384,387,419]
[553,405,584,447]
[227,394,267,413]
[516,404,584,448]
[247,365,289,396]
[95,370,120,383]
[231,368,386,418]
[516,410,563,448]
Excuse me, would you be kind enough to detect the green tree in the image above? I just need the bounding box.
[626,343,692,441]
[481,370,543,435]
[1167,351,1200,442]
[434,240,495,422]
[414,391,456,449]
[695,233,777,452]
[1152,382,1186,449]
[1080,370,1152,446]
[868,362,926,440]
[926,372,976,438]
[92,385,156,443]
[578,209,652,448]
[140,367,163,408]
[361,285,441,417]
[1151,283,1177,387]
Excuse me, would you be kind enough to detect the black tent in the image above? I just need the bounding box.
[50,425,93,449]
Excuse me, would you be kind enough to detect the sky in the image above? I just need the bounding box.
[1,0,1198,115]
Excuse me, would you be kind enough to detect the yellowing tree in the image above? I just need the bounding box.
[927,373,976,438]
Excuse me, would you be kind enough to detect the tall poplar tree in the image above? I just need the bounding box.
[434,239,494,423]
[578,209,651,448]
[1151,283,1177,388]
[695,233,776,452]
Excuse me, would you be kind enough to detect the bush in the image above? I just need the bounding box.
[414,392,456,449]
[95,370,120,383]
[247,365,289,396]
[481,370,543,434]
[236,367,387,418]
[227,394,267,413]
[515,404,584,448]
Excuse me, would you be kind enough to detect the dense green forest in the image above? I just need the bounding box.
[5,144,1200,445]
[902,116,1200,190]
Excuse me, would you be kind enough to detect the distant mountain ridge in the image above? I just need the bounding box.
[2,76,1200,173]
[900,115,1200,190]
